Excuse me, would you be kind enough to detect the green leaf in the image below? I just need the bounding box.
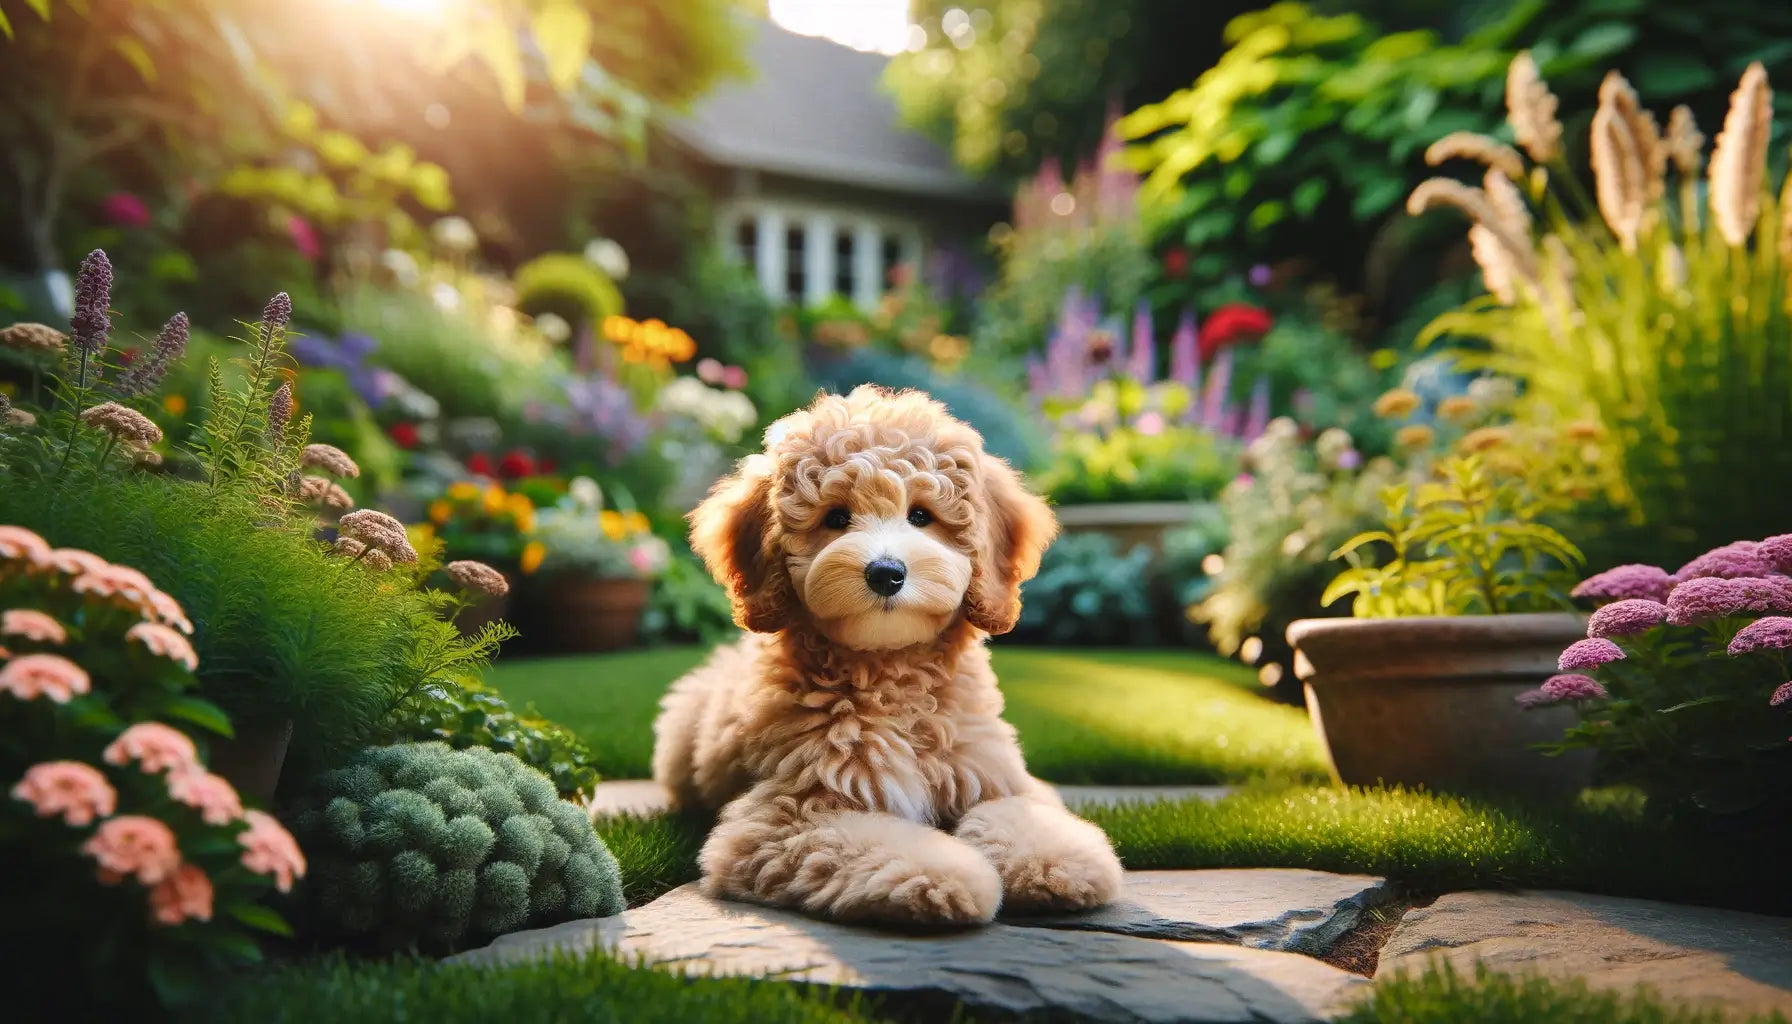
[1656,696,1728,714]
[227,903,294,937]
[1351,175,1405,220]
[1320,572,1366,609]
[162,697,235,738]
[1330,530,1397,560]
[1291,178,1327,218]
[0,9,12,39]
[1568,22,1637,60]
[531,2,592,95]
[23,0,50,17]
[1629,53,1718,97]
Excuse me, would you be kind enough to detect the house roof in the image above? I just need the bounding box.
[668,19,1004,203]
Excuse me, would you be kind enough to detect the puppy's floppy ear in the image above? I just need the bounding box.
[965,453,1058,635]
[688,456,794,632]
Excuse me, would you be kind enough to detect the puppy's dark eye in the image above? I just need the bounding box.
[906,507,934,528]
[823,507,852,529]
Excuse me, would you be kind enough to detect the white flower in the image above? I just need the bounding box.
[431,216,478,254]
[584,238,630,280]
[534,312,572,343]
[430,282,462,312]
[569,476,602,510]
[380,249,421,287]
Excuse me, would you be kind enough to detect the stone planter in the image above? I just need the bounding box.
[539,575,651,653]
[1053,502,1199,554]
[1286,613,1595,799]
[209,718,294,806]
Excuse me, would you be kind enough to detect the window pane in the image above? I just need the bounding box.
[834,229,855,297]
[786,225,807,300]
[734,218,757,267]
[881,235,903,291]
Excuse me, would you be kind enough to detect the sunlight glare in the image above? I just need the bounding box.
[769,0,914,55]
[366,0,454,20]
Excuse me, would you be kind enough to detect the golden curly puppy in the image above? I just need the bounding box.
[652,386,1123,928]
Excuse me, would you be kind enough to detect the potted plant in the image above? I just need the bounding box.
[421,479,536,634]
[1288,438,1596,799]
[525,478,669,652]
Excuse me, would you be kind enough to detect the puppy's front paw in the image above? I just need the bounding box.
[856,854,1003,927]
[955,796,1123,915]
[992,841,1123,914]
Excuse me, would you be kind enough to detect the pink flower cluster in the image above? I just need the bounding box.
[1666,576,1792,626]
[1586,599,1667,638]
[1572,564,1674,604]
[0,525,195,636]
[1559,638,1625,671]
[1516,673,1609,708]
[1672,541,1774,582]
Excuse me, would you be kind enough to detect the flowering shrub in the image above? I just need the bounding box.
[425,480,538,566]
[1523,535,1792,820]
[0,526,305,1012]
[286,742,623,953]
[1409,55,1792,565]
[529,478,669,581]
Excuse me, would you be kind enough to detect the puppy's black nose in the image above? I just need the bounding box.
[864,557,907,597]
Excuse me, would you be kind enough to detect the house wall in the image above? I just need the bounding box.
[713,168,1004,310]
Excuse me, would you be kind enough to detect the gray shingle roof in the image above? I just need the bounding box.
[668,19,1002,202]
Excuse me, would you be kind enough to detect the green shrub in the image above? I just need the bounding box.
[397,675,600,801]
[287,742,625,952]
[512,252,624,329]
[809,349,1043,470]
[640,550,738,647]
[1013,533,1157,645]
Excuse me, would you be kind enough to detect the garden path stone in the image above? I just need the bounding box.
[451,881,1370,1023]
[1377,890,1792,1019]
[1008,869,1394,953]
[585,780,1233,819]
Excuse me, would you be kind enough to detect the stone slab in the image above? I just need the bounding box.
[586,780,1233,820]
[1377,890,1792,1019]
[452,883,1369,1023]
[1009,869,1394,954]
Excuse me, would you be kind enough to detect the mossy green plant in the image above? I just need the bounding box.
[288,742,624,951]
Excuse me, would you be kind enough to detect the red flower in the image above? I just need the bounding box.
[465,452,494,477]
[497,450,535,479]
[102,193,152,230]
[388,422,419,449]
[538,458,557,475]
[1162,247,1190,278]
[287,216,322,263]
[1199,304,1273,361]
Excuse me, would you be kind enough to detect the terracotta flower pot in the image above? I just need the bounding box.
[208,718,294,806]
[540,575,651,653]
[1287,613,1596,800]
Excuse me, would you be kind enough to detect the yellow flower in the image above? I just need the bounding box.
[448,481,480,502]
[623,511,651,536]
[1458,426,1514,453]
[428,500,452,526]
[1373,388,1423,419]
[1436,395,1477,423]
[162,394,188,417]
[515,508,536,534]
[482,485,507,516]
[520,541,546,575]
[599,510,627,541]
[1395,424,1436,451]
[506,492,534,519]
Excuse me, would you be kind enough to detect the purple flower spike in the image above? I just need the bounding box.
[1559,637,1626,671]
[1727,616,1792,656]
[1666,576,1792,626]
[1542,673,1609,702]
[1586,599,1668,638]
[1760,534,1792,574]
[70,249,114,357]
[1169,311,1199,388]
[1673,540,1772,582]
[1772,682,1792,707]
[1572,564,1674,605]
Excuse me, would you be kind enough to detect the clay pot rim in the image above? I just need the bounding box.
[1288,611,1587,650]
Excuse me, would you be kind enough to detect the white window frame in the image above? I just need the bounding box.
[718,198,923,309]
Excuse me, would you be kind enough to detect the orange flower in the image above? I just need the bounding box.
[83,815,182,885]
[520,541,546,575]
[0,653,91,703]
[103,722,198,774]
[11,760,117,826]
[162,394,189,417]
[149,864,214,925]
[238,809,306,893]
[599,510,626,541]
[428,500,452,526]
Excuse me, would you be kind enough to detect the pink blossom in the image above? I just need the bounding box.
[1514,688,1553,710]
[696,358,723,384]
[1728,616,1792,656]
[147,590,195,636]
[1559,637,1626,671]
[722,365,748,390]
[0,526,51,566]
[166,768,243,825]
[82,815,181,885]
[126,622,199,671]
[1673,541,1773,582]
[287,215,322,262]
[101,193,152,229]
[11,760,117,826]
[103,723,198,774]
[1586,599,1668,638]
[1135,411,1166,436]
[1572,564,1674,604]
[238,809,306,893]
[1772,682,1792,707]
[1666,576,1792,626]
[0,653,92,703]
[1543,673,1608,701]
[46,548,108,576]
[148,864,214,925]
[2,609,67,645]
[1760,534,1792,574]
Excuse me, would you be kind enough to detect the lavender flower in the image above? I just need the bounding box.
[1586,598,1668,638]
[1198,347,1234,432]
[1126,302,1155,382]
[1673,540,1772,582]
[69,250,113,359]
[1572,564,1674,605]
[1759,534,1792,574]
[1559,637,1626,670]
[117,312,190,398]
[1666,576,1792,626]
[1772,681,1792,707]
[262,292,293,337]
[267,382,294,447]
[1727,616,1792,656]
[1243,376,1270,441]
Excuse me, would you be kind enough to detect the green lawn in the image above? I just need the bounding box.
[487,645,1329,785]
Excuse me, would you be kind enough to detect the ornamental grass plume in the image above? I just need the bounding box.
[1505,51,1562,163]
[1665,105,1704,176]
[103,722,199,774]
[79,402,162,447]
[300,443,360,479]
[337,509,417,564]
[1666,576,1792,626]
[1559,637,1625,670]
[446,559,509,598]
[1599,71,1666,200]
[1586,598,1667,638]
[0,653,92,703]
[1709,62,1772,247]
[10,760,117,826]
[2,609,67,644]
[82,814,181,885]
[1424,132,1527,181]
[116,312,190,398]
[0,322,68,354]
[1728,616,1792,656]
[69,249,113,361]
[1407,179,1537,280]
[1590,93,1648,251]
